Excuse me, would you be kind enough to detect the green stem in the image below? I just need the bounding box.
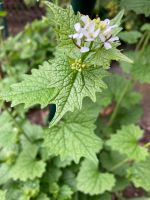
[141,32,150,52]
[110,158,129,171]
[108,80,131,127]
[136,32,147,51]
[81,42,94,62]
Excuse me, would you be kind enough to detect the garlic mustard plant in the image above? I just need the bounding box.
[1,1,150,199]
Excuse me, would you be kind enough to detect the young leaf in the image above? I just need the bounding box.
[10,144,46,181]
[107,124,148,161]
[45,1,80,50]
[1,56,107,126]
[77,159,116,195]
[111,10,124,26]
[128,156,150,192]
[110,9,124,35]
[43,107,103,164]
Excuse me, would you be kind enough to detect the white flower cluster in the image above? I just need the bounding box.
[69,15,119,53]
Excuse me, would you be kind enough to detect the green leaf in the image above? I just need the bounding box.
[23,121,44,141]
[120,47,150,83]
[99,193,112,200]
[121,0,150,16]
[58,185,73,200]
[141,23,150,32]
[128,156,150,192]
[43,106,103,163]
[10,144,46,181]
[0,68,58,109]
[107,124,148,161]
[0,112,18,149]
[119,31,142,44]
[77,159,116,195]
[62,169,77,192]
[1,56,107,126]
[119,105,143,125]
[21,180,40,199]
[88,47,133,69]
[42,163,62,191]
[45,2,80,50]
[0,190,6,200]
[110,9,124,35]
[112,177,129,192]
[0,164,12,185]
[100,151,129,176]
[36,194,50,200]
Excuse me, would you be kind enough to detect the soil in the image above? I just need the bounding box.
[4,0,45,35]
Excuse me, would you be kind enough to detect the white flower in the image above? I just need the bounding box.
[81,15,91,26]
[80,46,89,53]
[99,18,119,50]
[69,15,119,53]
[100,34,119,49]
[83,21,100,42]
[69,22,84,45]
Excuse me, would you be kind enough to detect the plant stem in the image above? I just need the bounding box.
[141,32,150,52]
[81,42,94,62]
[136,32,147,51]
[110,158,129,171]
[108,80,131,127]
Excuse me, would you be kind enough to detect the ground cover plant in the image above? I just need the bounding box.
[0,0,150,199]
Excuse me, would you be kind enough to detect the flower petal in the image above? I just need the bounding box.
[104,42,112,49]
[104,19,110,25]
[74,23,81,32]
[80,46,90,53]
[99,34,106,42]
[103,27,112,36]
[81,15,90,24]
[109,36,119,42]
[93,29,100,38]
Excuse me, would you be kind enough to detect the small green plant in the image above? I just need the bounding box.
[0,17,55,90]
[0,1,150,200]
